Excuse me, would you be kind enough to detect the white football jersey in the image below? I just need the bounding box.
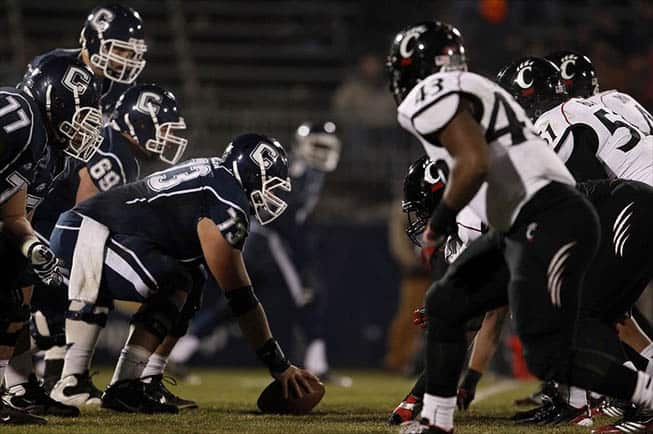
[445,207,484,264]
[589,90,653,135]
[535,98,653,185]
[397,71,575,231]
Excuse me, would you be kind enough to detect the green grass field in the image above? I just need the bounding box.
[12,369,613,433]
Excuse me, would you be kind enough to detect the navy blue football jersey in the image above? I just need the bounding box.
[72,158,250,261]
[32,125,140,240]
[0,87,49,206]
[26,48,131,116]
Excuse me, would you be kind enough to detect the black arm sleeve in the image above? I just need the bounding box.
[565,124,609,182]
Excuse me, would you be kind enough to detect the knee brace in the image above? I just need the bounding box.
[131,297,181,341]
[169,286,204,338]
[66,300,112,327]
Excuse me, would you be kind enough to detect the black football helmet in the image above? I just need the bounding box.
[80,4,147,84]
[386,21,466,104]
[293,121,341,172]
[545,50,599,98]
[110,83,187,164]
[221,133,291,225]
[21,56,103,162]
[402,155,449,246]
[496,57,567,121]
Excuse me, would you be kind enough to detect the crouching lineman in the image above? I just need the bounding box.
[0,55,104,423]
[49,134,318,413]
[386,20,653,434]
[23,83,186,407]
[169,121,344,383]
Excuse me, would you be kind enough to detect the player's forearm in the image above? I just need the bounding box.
[442,154,487,211]
[1,191,37,248]
[237,303,273,350]
[469,306,508,373]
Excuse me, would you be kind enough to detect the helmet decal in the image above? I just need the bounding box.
[61,66,92,95]
[515,60,535,89]
[559,54,578,81]
[90,8,114,33]
[250,143,279,170]
[136,91,162,115]
[398,25,428,58]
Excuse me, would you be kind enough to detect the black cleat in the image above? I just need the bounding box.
[101,379,178,414]
[514,380,558,406]
[142,375,197,410]
[591,406,653,433]
[3,374,80,417]
[0,400,47,425]
[512,397,592,426]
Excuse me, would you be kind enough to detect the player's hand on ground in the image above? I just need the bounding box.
[457,369,482,410]
[26,241,62,286]
[272,365,318,399]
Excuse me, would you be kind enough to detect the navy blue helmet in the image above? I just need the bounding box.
[402,155,449,246]
[497,57,567,121]
[387,21,467,104]
[545,50,599,98]
[21,56,103,162]
[80,4,147,84]
[294,121,341,172]
[221,133,291,225]
[110,83,187,164]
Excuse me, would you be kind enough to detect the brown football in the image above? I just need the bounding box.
[257,377,325,414]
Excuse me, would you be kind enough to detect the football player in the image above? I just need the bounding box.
[49,134,318,413]
[168,122,343,382]
[390,154,653,430]
[23,84,186,407]
[546,50,653,135]
[386,21,653,434]
[25,3,147,116]
[0,55,104,423]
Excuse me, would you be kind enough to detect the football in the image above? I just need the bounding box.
[257,378,326,414]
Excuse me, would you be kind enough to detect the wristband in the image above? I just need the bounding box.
[429,201,458,235]
[461,368,482,389]
[224,285,259,316]
[256,338,291,373]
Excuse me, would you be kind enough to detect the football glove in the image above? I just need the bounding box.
[413,306,427,329]
[24,240,62,286]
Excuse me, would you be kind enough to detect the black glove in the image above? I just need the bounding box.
[24,241,62,286]
[457,369,482,410]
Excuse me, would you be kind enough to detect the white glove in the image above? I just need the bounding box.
[22,239,62,286]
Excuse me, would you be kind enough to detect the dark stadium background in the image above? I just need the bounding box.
[2,0,651,369]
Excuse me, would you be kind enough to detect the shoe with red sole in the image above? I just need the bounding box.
[389,394,423,425]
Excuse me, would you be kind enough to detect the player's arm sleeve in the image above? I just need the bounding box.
[565,124,609,182]
[207,201,249,251]
[411,93,461,143]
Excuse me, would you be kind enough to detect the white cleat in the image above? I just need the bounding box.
[50,372,103,407]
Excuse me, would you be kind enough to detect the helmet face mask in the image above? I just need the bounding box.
[250,175,291,225]
[145,120,188,165]
[58,105,104,162]
[90,37,147,84]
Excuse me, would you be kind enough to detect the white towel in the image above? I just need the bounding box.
[68,216,110,304]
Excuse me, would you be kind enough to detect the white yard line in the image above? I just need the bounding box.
[474,379,523,402]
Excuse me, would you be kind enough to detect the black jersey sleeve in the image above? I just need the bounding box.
[565,124,609,182]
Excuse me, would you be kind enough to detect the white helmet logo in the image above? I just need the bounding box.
[399,25,427,58]
[61,66,91,95]
[560,55,577,80]
[91,8,114,33]
[136,92,162,115]
[424,160,447,185]
[250,143,278,170]
[515,61,534,89]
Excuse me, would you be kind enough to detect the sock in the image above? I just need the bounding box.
[304,339,328,376]
[110,345,152,385]
[0,360,9,385]
[45,345,67,360]
[632,370,653,408]
[5,350,32,389]
[642,343,653,360]
[141,353,168,380]
[169,335,199,364]
[568,386,588,409]
[61,318,103,378]
[421,393,455,431]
